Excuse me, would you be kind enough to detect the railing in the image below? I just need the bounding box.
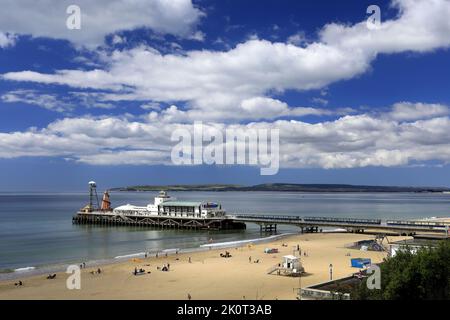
[231,214,381,225]
[386,220,449,228]
[266,265,279,274]
[304,216,382,225]
[228,214,448,232]
[231,214,302,222]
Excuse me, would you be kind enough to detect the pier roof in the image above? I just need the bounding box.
[161,201,202,207]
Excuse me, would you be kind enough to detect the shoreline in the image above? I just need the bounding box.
[0,232,298,282]
[2,215,447,282]
[2,216,448,282]
[0,231,407,300]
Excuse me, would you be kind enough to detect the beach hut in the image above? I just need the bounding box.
[268,255,304,276]
[282,255,301,270]
[350,258,371,268]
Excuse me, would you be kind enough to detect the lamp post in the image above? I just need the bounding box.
[329,263,333,281]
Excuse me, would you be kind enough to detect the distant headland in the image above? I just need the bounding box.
[110,183,450,193]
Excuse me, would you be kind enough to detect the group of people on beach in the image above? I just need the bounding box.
[14,280,23,286]
[220,251,232,258]
[152,249,179,259]
[134,261,173,275]
[90,268,102,275]
[133,267,147,275]
[159,263,170,272]
[296,244,308,257]
[248,256,260,263]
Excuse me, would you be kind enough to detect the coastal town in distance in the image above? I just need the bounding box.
[0,0,449,308]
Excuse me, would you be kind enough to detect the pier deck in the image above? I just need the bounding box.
[73,211,449,236]
[228,214,450,235]
[72,211,246,230]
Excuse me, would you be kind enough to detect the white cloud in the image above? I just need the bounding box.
[3,0,450,120]
[140,102,162,111]
[320,0,450,54]
[1,90,74,112]
[75,150,170,165]
[311,97,329,106]
[388,102,449,121]
[0,90,120,112]
[1,102,450,169]
[1,0,450,172]
[0,0,204,47]
[1,40,370,116]
[135,97,342,122]
[0,32,15,48]
[238,97,336,120]
[287,32,306,46]
[188,31,206,42]
[111,35,125,45]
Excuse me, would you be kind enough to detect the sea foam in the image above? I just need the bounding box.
[114,252,146,259]
[14,266,36,272]
[200,233,294,248]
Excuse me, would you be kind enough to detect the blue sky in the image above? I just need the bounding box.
[1,0,450,191]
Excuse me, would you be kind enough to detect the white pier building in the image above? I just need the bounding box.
[113,191,226,219]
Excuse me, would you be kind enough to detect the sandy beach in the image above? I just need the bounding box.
[0,232,407,300]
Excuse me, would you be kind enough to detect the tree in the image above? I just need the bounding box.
[352,241,450,300]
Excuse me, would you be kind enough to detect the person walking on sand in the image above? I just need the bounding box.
[188,257,192,263]
[187,293,192,300]
[249,256,251,263]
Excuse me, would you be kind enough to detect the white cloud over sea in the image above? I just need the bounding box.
[1,102,450,169]
[1,0,450,171]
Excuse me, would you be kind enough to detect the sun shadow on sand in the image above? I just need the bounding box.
[298,272,314,278]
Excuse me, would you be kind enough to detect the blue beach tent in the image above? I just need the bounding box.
[351,258,371,268]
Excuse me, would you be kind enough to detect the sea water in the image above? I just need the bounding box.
[0,191,449,276]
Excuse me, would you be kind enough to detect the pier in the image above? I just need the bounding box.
[73,211,449,236]
[72,211,246,231]
[73,182,450,235]
[229,214,450,236]
[73,182,246,231]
